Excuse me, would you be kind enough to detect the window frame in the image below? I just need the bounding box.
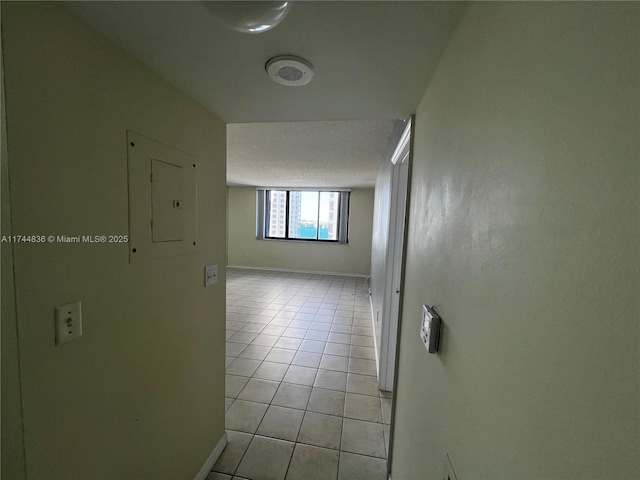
[256,189,349,244]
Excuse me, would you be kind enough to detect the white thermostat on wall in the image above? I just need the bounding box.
[420,305,441,354]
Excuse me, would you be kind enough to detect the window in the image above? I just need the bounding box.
[256,189,349,243]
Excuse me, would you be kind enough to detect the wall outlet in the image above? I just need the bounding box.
[204,264,218,286]
[444,452,458,480]
[55,301,82,345]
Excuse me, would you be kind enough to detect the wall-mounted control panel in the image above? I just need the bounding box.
[55,301,82,345]
[420,305,441,354]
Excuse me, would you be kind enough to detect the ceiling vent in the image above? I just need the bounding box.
[266,55,314,86]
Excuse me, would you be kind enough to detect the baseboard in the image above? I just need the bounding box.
[227,265,369,278]
[193,432,228,480]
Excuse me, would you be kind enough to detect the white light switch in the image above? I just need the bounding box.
[55,301,82,345]
[204,264,218,286]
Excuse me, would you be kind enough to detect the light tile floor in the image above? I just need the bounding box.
[209,268,392,480]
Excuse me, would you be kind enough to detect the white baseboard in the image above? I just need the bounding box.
[193,432,228,480]
[227,265,369,278]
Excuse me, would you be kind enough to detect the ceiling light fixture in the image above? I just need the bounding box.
[204,1,291,34]
[266,55,314,87]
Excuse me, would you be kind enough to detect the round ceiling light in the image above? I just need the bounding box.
[205,1,291,34]
[266,55,314,86]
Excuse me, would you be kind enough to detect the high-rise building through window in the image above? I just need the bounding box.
[261,190,347,242]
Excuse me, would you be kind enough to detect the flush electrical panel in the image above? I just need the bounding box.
[127,131,197,263]
[151,159,185,242]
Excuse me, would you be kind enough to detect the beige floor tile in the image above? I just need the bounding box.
[349,345,375,360]
[292,351,322,368]
[226,342,247,357]
[351,326,372,337]
[297,411,342,450]
[250,315,273,325]
[228,332,258,344]
[226,375,249,399]
[274,336,303,350]
[330,324,352,334]
[314,369,347,392]
[236,435,295,480]
[350,335,373,347]
[265,348,297,364]
[253,361,289,382]
[327,332,351,344]
[251,334,280,347]
[226,321,246,331]
[237,378,280,404]
[226,358,262,377]
[346,373,379,397]
[285,444,339,480]
[304,330,329,342]
[299,339,326,353]
[351,318,370,327]
[238,344,271,361]
[319,354,349,372]
[344,393,382,423]
[332,317,353,326]
[239,323,266,334]
[283,365,318,386]
[282,327,307,338]
[323,342,350,357]
[225,400,268,433]
[272,382,312,410]
[338,451,387,480]
[341,418,386,458]
[348,357,377,376]
[212,430,252,475]
[269,317,293,327]
[256,405,304,442]
[307,387,345,416]
[293,312,315,322]
[310,317,332,326]
[262,325,287,336]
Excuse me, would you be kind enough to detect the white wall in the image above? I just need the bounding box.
[392,3,639,479]
[370,157,393,358]
[228,187,374,276]
[2,3,227,478]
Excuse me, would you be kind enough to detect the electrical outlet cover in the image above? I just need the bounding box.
[204,264,218,286]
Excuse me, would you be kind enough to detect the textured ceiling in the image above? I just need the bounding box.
[227,120,398,188]
[65,1,467,187]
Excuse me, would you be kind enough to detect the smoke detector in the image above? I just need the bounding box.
[266,55,314,86]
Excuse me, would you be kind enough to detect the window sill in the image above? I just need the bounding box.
[257,237,347,245]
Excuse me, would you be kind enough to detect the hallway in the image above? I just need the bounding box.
[210,268,392,480]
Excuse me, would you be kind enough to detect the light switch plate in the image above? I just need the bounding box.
[205,264,218,286]
[55,301,82,345]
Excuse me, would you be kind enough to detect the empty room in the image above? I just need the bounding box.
[2,2,638,480]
